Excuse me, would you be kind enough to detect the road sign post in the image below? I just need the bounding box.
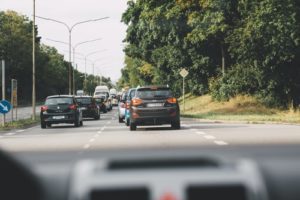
[11,79,17,121]
[179,68,189,113]
[1,60,5,126]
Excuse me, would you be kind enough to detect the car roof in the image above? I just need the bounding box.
[46,95,74,99]
[75,96,92,98]
[136,85,169,90]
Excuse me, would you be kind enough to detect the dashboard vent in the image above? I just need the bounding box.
[90,187,149,200]
[187,184,247,200]
[107,158,219,170]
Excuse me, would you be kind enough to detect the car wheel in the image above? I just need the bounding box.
[118,116,123,123]
[104,108,107,113]
[41,121,46,129]
[94,114,100,120]
[171,120,181,130]
[126,118,130,126]
[130,122,137,131]
[74,117,80,127]
[46,123,52,128]
[80,120,83,126]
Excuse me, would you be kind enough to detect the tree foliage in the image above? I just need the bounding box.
[120,0,300,106]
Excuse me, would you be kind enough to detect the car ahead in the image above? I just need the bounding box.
[111,94,119,106]
[129,86,180,131]
[94,91,112,111]
[118,91,127,123]
[40,95,83,128]
[75,96,100,120]
[124,88,136,126]
[94,96,107,113]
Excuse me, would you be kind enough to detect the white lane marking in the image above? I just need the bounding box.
[107,121,111,124]
[95,134,99,138]
[97,131,102,134]
[214,140,228,146]
[190,129,198,132]
[16,130,25,133]
[89,138,95,143]
[203,135,216,140]
[4,132,16,136]
[100,126,106,131]
[83,144,90,149]
[196,131,206,135]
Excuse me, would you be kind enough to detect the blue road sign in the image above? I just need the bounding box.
[0,100,12,114]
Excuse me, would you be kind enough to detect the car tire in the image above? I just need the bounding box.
[118,116,123,123]
[46,123,52,128]
[94,113,100,120]
[125,118,130,126]
[80,120,83,126]
[171,120,181,130]
[74,117,80,127]
[104,108,107,113]
[41,121,46,129]
[130,122,137,131]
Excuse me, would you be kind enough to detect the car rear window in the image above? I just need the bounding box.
[94,98,104,103]
[76,98,92,104]
[136,88,172,99]
[127,90,136,100]
[45,97,73,105]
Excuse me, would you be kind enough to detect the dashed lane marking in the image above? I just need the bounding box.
[203,135,216,140]
[196,131,206,135]
[4,132,16,136]
[83,144,90,149]
[89,138,95,143]
[16,130,25,133]
[97,131,102,134]
[214,140,228,146]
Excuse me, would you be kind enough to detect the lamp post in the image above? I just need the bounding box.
[45,38,102,94]
[36,15,109,94]
[32,0,36,120]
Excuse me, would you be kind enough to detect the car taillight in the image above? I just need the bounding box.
[131,98,143,106]
[41,105,48,112]
[167,97,177,104]
[69,104,77,110]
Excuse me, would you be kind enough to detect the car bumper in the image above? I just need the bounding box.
[41,113,76,124]
[130,107,179,125]
[82,109,97,118]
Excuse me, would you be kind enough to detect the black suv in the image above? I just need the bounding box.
[75,96,100,120]
[40,95,83,128]
[129,86,180,131]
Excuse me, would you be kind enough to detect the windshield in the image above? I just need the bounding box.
[136,88,172,99]
[45,97,73,105]
[76,98,92,105]
[1,0,300,157]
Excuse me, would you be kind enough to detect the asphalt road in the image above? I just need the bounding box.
[0,107,300,153]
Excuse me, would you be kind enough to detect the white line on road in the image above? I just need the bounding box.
[4,132,16,136]
[107,121,111,124]
[203,135,216,140]
[100,127,106,131]
[89,138,95,143]
[97,131,102,134]
[196,131,206,135]
[16,130,25,133]
[214,140,228,146]
[83,144,90,149]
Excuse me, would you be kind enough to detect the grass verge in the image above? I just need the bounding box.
[0,118,40,131]
[180,94,300,124]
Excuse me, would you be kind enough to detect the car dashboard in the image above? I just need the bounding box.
[3,145,300,200]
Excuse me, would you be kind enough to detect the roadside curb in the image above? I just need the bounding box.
[181,116,300,126]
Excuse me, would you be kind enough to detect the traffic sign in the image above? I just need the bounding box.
[0,100,12,114]
[180,68,189,78]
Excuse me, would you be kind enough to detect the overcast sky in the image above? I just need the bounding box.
[1,0,128,82]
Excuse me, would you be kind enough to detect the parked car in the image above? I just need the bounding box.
[124,88,137,126]
[94,96,107,113]
[129,86,180,131]
[40,95,83,128]
[75,96,100,120]
[118,91,127,123]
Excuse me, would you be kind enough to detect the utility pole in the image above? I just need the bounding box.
[2,60,5,125]
[32,0,36,120]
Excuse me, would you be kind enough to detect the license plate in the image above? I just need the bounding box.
[53,116,65,119]
[81,107,87,110]
[147,103,164,107]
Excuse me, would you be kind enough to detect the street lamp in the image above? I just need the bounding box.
[36,15,109,94]
[32,0,36,120]
[45,38,102,94]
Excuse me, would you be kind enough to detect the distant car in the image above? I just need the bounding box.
[94,96,107,113]
[94,91,112,111]
[76,90,84,96]
[129,86,180,131]
[40,95,83,128]
[75,96,100,120]
[124,88,137,126]
[118,91,127,123]
[111,94,119,106]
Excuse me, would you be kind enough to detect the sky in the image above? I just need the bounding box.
[1,0,128,82]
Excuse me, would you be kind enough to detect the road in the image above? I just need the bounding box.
[0,107,300,152]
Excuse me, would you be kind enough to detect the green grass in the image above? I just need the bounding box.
[0,118,40,131]
[180,94,300,124]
